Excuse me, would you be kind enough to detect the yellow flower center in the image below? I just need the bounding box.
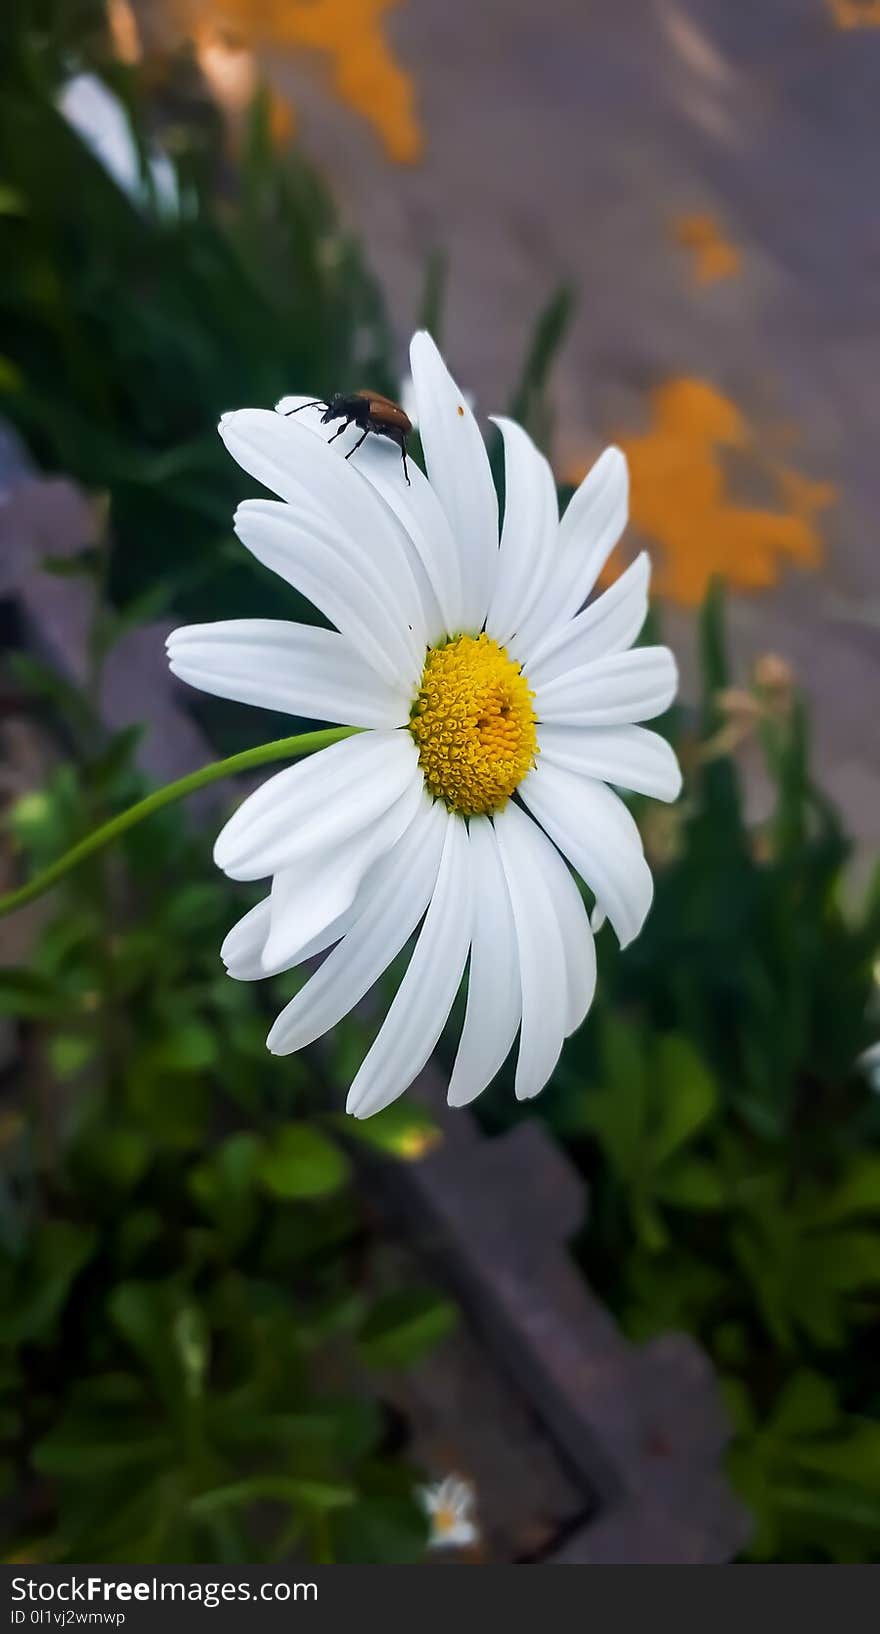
[410,634,537,816]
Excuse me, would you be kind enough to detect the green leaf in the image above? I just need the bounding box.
[357,1287,457,1369]
[47,1032,97,1078]
[78,1126,152,1192]
[508,284,575,448]
[259,1125,350,1200]
[654,1156,725,1210]
[155,1019,218,1072]
[0,968,60,1018]
[174,1304,209,1399]
[416,248,447,341]
[579,1014,648,1176]
[791,1421,880,1490]
[33,1428,168,1478]
[651,1035,718,1164]
[4,1222,96,1344]
[809,1154,880,1224]
[190,1132,264,1212]
[190,1477,354,1517]
[108,1281,192,1405]
[770,1371,838,1439]
[330,1496,428,1564]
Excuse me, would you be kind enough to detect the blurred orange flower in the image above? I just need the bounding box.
[171,0,423,162]
[603,379,834,606]
[672,213,741,287]
[826,0,880,27]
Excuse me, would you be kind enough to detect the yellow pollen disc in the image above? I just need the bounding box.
[410,634,538,816]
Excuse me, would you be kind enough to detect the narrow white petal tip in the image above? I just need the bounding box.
[212,835,240,877]
[515,1076,548,1103]
[446,1083,476,1110]
[590,904,607,935]
[603,444,627,473]
[662,649,681,712]
[218,409,253,445]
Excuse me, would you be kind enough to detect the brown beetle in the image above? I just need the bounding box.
[286,390,412,485]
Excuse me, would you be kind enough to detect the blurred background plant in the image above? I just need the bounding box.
[1,0,879,1567]
[478,586,880,1561]
[0,550,460,1563]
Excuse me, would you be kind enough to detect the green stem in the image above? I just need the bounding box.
[0,727,360,919]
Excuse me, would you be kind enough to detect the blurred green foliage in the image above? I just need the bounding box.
[0,0,461,1564]
[2,0,880,1570]
[0,0,394,638]
[499,585,880,1562]
[0,701,456,1564]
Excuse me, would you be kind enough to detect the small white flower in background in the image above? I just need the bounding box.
[57,73,180,218]
[419,1476,479,1550]
[167,332,681,1118]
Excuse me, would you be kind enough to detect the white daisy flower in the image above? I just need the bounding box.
[167,332,681,1118]
[57,72,180,218]
[419,1475,479,1550]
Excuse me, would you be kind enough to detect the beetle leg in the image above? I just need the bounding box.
[327,419,354,444]
[401,446,411,487]
[344,428,371,461]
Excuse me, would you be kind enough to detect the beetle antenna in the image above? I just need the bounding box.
[283,400,326,416]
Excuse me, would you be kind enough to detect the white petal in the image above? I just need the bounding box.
[233,498,418,689]
[262,775,423,970]
[520,760,653,948]
[277,395,463,641]
[346,812,472,1118]
[535,646,678,726]
[409,332,499,632]
[267,793,446,1054]
[220,898,271,980]
[513,447,628,650]
[213,729,419,881]
[493,803,568,1101]
[355,455,463,643]
[529,830,596,1036]
[485,417,558,649]
[447,816,521,1107]
[220,408,426,663]
[167,620,409,728]
[223,851,397,984]
[524,552,650,681]
[537,723,683,802]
